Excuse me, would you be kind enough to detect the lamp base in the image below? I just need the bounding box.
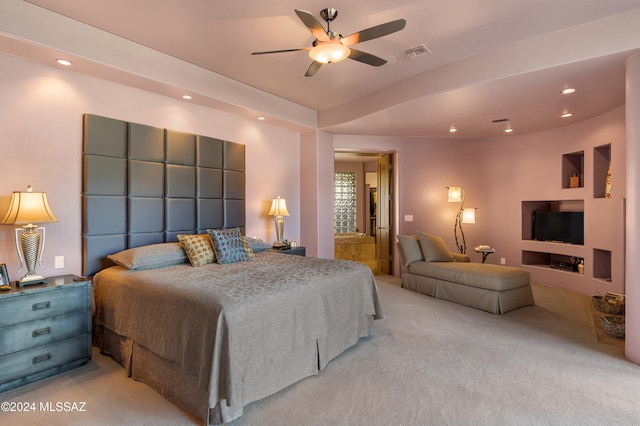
[272,242,288,249]
[17,273,48,288]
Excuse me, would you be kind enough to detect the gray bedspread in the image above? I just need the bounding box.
[93,251,383,424]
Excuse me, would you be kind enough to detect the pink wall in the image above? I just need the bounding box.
[0,54,301,279]
[335,106,626,297]
[624,52,640,363]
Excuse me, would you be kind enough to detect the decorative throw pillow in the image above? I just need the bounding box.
[177,234,215,267]
[417,232,455,262]
[107,242,188,270]
[244,236,271,253]
[207,228,254,264]
[397,234,424,266]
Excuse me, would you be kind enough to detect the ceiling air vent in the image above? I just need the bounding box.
[403,44,431,59]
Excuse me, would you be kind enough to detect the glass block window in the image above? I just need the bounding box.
[335,172,356,233]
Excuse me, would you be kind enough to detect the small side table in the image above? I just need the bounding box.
[267,246,306,257]
[474,246,495,263]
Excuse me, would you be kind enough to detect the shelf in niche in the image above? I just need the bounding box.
[593,144,611,198]
[593,248,612,281]
[522,250,584,274]
[562,151,584,189]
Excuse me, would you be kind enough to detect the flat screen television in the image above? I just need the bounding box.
[532,211,584,244]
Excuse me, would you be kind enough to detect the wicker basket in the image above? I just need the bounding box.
[591,295,625,315]
[600,315,625,339]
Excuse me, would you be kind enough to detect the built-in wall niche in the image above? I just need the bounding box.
[593,144,611,198]
[593,248,612,281]
[521,200,585,242]
[522,250,584,273]
[562,150,584,189]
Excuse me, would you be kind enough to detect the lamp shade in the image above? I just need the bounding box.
[2,186,58,226]
[268,196,289,217]
[447,186,463,203]
[462,208,476,224]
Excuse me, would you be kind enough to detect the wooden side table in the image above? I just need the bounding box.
[474,246,496,263]
[0,275,92,392]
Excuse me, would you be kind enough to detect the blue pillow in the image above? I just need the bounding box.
[207,228,254,264]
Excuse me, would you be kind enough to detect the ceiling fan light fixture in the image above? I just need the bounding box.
[309,43,350,64]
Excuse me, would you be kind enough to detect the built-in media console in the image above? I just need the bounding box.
[521,144,617,291]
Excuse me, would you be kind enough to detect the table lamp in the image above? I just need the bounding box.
[2,185,58,286]
[268,196,289,248]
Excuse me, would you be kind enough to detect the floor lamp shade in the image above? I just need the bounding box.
[268,196,289,248]
[2,186,58,286]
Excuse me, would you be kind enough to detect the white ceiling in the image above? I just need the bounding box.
[11,0,640,138]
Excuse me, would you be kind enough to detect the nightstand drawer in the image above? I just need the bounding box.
[0,285,89,327]
[0,334,90,389]
[0,310,89,356]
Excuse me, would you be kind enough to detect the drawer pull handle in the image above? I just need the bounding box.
[32,353,52,364]
[32,327,52,337]
[32,301,51,311]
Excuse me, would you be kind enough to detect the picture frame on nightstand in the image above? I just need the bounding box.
[0,263,9,286]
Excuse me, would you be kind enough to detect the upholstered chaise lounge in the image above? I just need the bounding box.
[397,233,534,314]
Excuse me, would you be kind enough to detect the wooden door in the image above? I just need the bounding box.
[376,154,392,274]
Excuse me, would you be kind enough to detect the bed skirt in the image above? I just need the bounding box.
[95,315,375,425]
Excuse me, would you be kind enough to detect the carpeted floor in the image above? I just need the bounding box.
[2,276,638,426]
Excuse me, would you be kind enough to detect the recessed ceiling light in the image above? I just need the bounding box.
[257,116,265,121]
[449,127,457,133]
[56,59,72,66]
[504,128,514,133]
[182,95,192,100]
[561,112,573,118]
[559,88,576,95]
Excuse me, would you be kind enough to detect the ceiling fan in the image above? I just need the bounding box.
[251,8,406,77]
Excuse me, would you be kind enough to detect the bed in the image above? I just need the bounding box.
[334,232,377,271]
[82,115,383,424]
[93,244,382,424]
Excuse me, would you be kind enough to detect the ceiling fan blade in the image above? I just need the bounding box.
[295,9,329,42]
[348,49,387,66]
[252,47,311,55]
[341,19,406,47]
[305,61,323,77]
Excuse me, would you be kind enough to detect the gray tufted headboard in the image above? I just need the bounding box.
[82,114,245,276]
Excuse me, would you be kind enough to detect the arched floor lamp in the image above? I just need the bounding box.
[447,186,476,254]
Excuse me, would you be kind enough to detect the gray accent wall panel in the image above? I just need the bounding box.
[224,141,245,171]
[166,130,196,165]
[129,233,164,248]
[166,164,196,198]
[198,136,223,168]
[166,199,196,232]
[129,123,164,161]
[83,235,127,276]
[82,114,127,158]
[129,198,164,233]
[82,113,245,276]
[198,199,224,230]
[224,170,245,199]
[224,200,245,228]
[129,160,164,197]
[83,156,127,196]
[198,168,223,198]
[83,196,127,235]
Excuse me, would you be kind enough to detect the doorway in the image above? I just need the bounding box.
[334,152,394,274]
